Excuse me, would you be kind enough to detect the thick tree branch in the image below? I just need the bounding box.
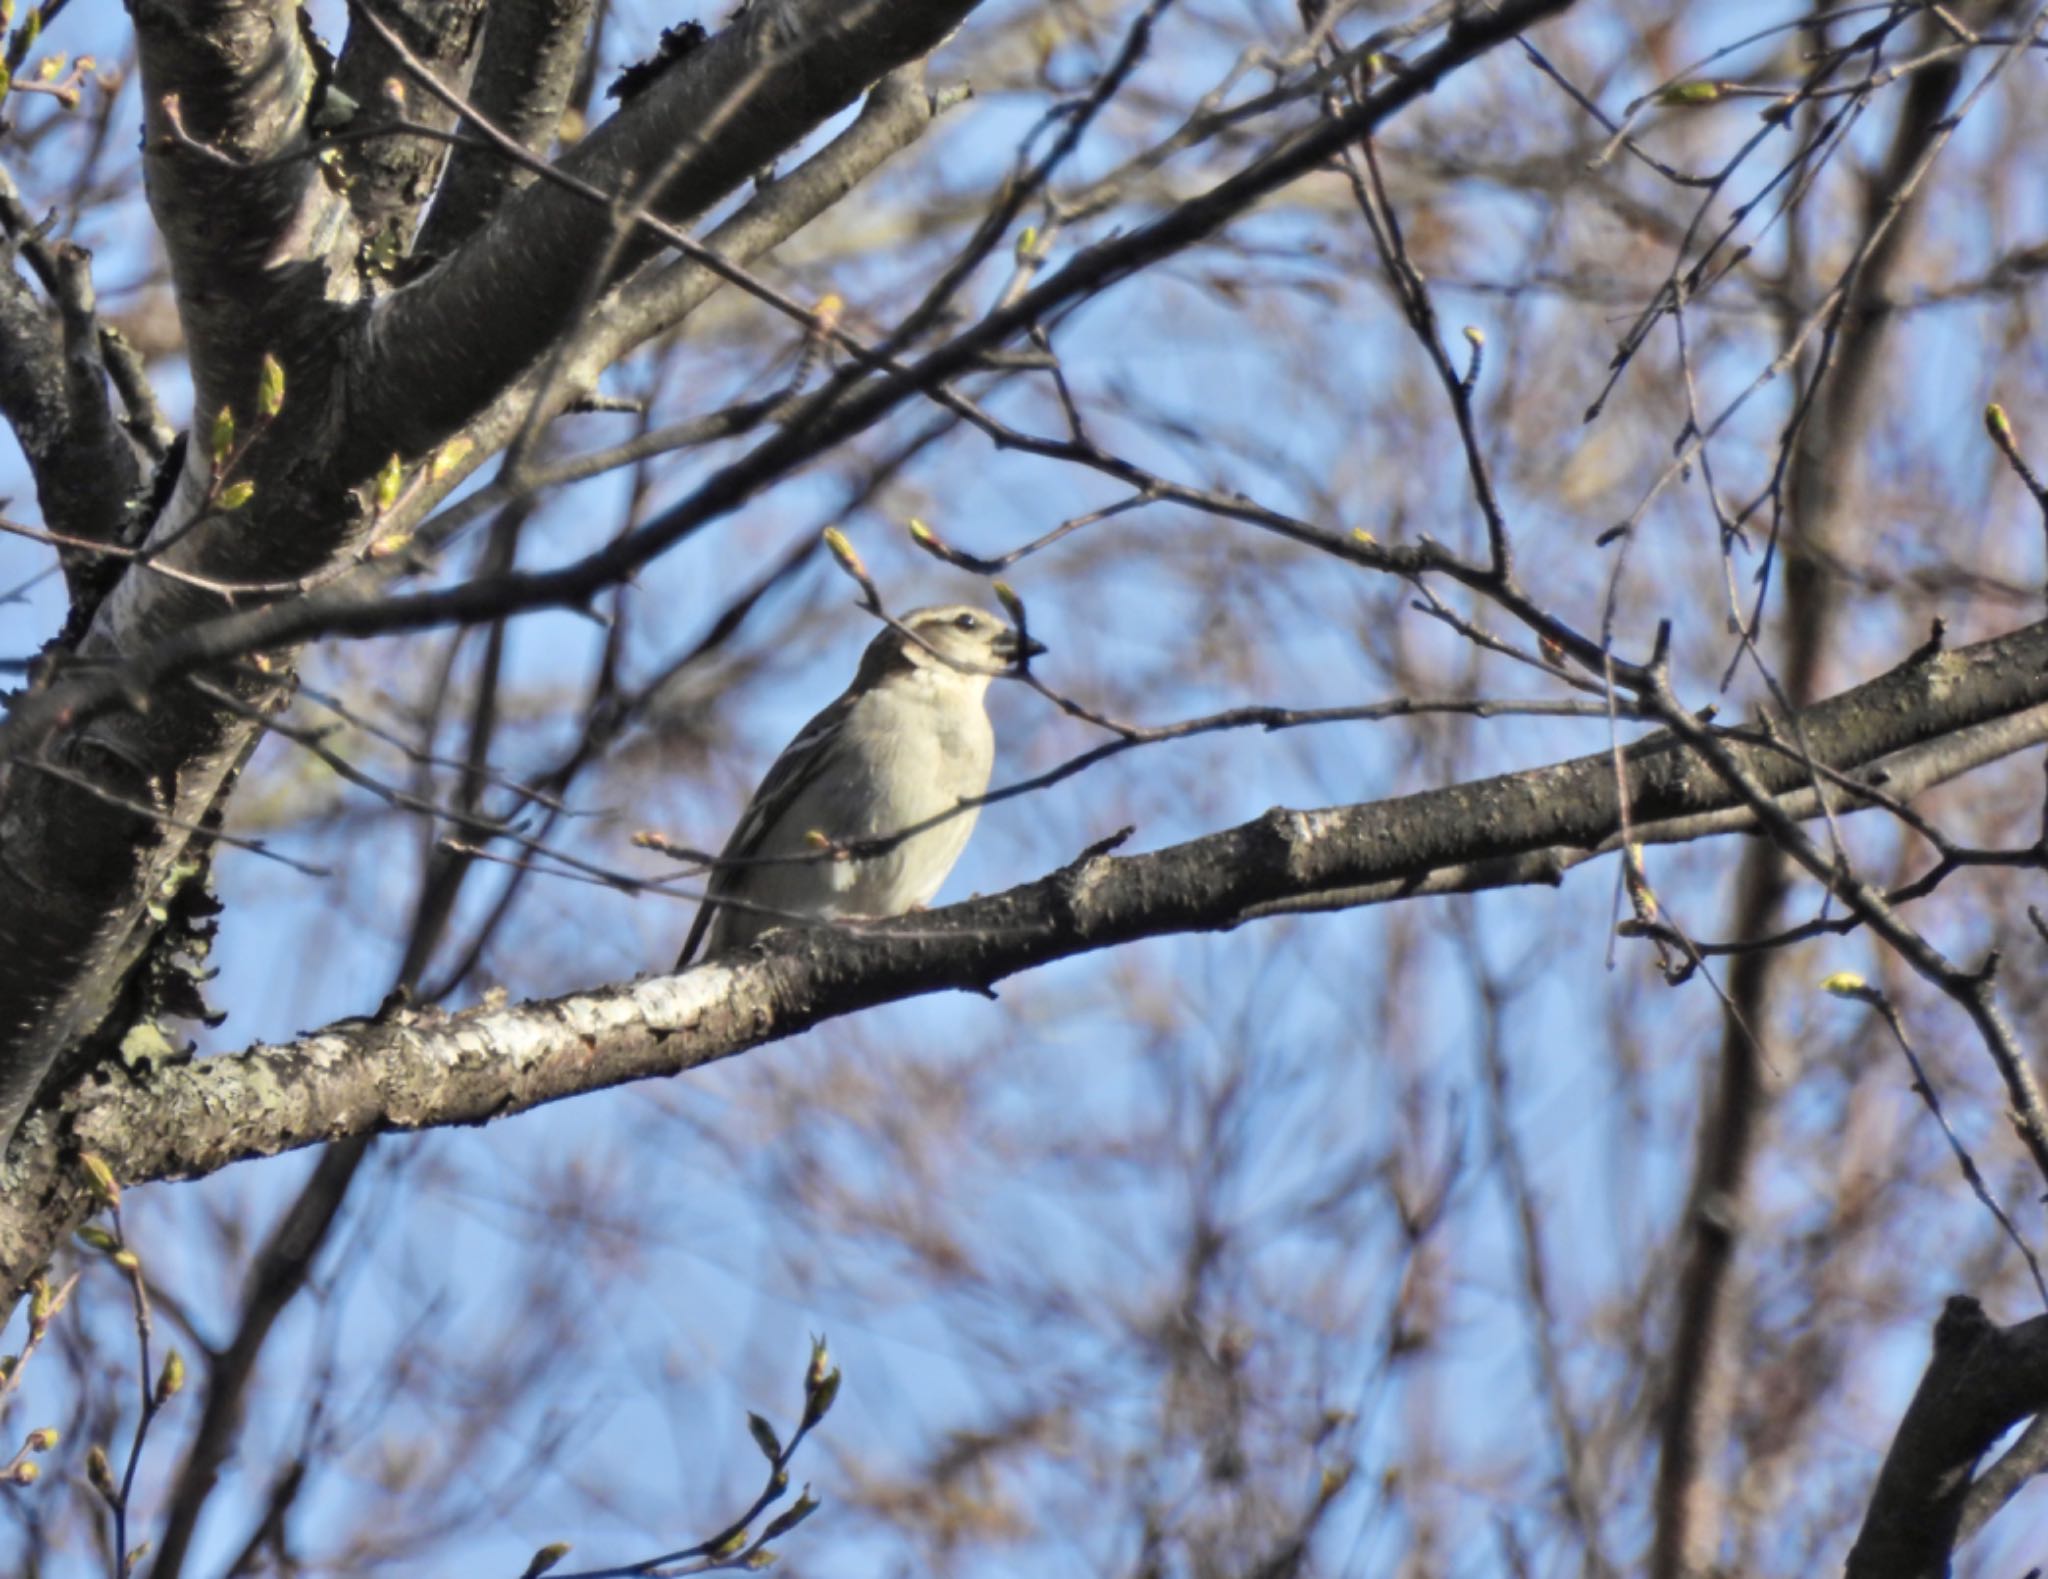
[0,241,142,595]
[413,0,596,255]
[595,64,939,366]
[415,61,946,514]
[134,0,360,440]
[330,0,489,254]
[354,0,987,465]
[6,617,2048,1297]
[1846,1297,2048,1579]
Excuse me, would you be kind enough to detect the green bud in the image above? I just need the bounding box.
[257,353,285,419]
[518,1543,572,1579]
[761,1490,819,1542]
[86,1444,116,1503]
[820,528,864,580]
[803,1368,840,1427]
[710,1527,749,1559]
[429,435,473,482]
[78,1151,119,1207]
[374,453,404,512]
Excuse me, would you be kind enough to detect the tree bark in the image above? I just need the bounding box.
[1846,1297,2048,1579]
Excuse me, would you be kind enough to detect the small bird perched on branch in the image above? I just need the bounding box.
[677,605,1046,966]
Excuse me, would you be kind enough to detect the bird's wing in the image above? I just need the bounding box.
[675,689,855,967]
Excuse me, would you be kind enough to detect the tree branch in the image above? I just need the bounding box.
[134,0,360,441]
[353,0,988,465]
[1846,1297,2048,1579]
[0,240,142,596]
[330,0,489,254]
[413,0,596,255]
[7,616,2048,1298]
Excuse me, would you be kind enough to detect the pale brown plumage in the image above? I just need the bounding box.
[677,606,1044,966]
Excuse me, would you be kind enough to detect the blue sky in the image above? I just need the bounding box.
[7,1,2048,1574]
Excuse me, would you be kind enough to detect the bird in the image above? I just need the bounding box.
[676,604,1046,966]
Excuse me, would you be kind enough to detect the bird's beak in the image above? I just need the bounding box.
[995,630,1048,663]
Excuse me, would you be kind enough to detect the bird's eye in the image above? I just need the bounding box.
[953,613,980,631]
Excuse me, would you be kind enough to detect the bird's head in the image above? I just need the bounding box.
[870,604,1047,684]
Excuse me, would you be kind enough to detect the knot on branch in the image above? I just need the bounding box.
[1934,1293,1994,1357]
